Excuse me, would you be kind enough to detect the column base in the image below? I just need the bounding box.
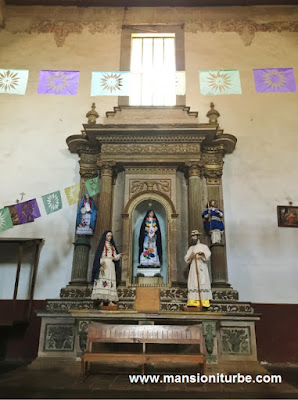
[212,282,231,288]
[212,287,239,300]
[60,284,93,298]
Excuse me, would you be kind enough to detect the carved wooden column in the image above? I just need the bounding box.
[121,213,129,284]
[95,160,116,242]
[69,148,98,286]
[203,147,230,288]
[186,161,204,235]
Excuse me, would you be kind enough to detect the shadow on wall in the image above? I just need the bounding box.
[0,300,47,362]
[254,303,298,364]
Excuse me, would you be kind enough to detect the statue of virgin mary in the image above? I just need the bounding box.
[138,210,162,267]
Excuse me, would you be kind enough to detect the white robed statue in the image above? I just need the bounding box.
[184,229,212,309]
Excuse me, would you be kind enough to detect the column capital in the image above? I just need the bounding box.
[202,150,224,165]
[79,150,99,179]
[204,168,223,185]
[97,160,116,177]
[185,161,203,178]
[202,149,224,185]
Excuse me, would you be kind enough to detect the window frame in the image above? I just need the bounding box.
[119,24,185,107]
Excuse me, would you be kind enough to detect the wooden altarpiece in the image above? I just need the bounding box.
[35,105,261,374]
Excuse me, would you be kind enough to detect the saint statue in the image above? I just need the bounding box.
[202,200,224,244]
[76,193,97,236]
[138,210,162,267]
[91,230,123,307]
[184,230,212,309]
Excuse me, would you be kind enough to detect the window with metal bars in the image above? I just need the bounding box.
[129,33,176,106]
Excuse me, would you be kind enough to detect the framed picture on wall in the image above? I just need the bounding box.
[277,205,298,228]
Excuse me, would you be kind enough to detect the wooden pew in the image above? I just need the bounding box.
[82,322,205,377]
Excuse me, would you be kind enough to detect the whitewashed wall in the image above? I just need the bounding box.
[0,5,298,302]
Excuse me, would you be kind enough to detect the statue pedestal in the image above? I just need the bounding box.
[135,276,163,285]
[136,267,163,285]
[135,287,160,312]
[136,267,161,277]
[184,306,202,312]
[101,304,118,311]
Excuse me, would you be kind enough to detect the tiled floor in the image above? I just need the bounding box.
[0,361,297,399]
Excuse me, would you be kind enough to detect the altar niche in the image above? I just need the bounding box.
[122,191,178,288]
[132,200,167,285]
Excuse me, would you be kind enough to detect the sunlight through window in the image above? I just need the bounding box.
[130,33,176,106]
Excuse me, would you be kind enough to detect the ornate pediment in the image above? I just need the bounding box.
[66,106,237,161]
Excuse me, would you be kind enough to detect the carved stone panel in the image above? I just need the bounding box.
[220,327,252,355]
[124,169,177,205]
[44,324,75,352]
[78,320,92,352]
[202,321,217,363]
[101,143,201,154]
[130,179,171,198]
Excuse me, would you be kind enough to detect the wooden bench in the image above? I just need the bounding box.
[82,322,205,377]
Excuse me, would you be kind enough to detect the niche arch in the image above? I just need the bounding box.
[122,190,178,287]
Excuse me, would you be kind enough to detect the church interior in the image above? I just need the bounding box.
[0,0,298,397]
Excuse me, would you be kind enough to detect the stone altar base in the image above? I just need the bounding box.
[37,295,260,374]
[36,283,260,373]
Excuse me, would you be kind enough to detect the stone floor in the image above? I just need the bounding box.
[0,360,297,399]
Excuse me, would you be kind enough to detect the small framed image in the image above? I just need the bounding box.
[277,205,298,228]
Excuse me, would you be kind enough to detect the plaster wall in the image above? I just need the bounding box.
[0,5,298,302]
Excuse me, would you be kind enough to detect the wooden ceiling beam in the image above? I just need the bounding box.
[4,0,298,6]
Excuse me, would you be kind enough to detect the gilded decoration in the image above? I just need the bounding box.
[202,150,224,185]
[86,103,99,125]
[130,179,171,197]
[202,147,224,162]
[101,143,201,154]
[204,169,223,185]
[96,135,204,143]
[125,168,176,175]
[185,161,203,178]
[207,102,220,124]
[18,18,298,47]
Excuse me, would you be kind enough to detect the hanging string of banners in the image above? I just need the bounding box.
[0,178,99,233]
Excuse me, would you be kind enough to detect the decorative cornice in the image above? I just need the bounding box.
[202,152,223,165]
[27,20,121,47]
[185,19,298,46]
[125,167,177,175]
[106,105,198,119]
[9,17,297,47]
[101,143,201,154]
[96,135,205,143]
